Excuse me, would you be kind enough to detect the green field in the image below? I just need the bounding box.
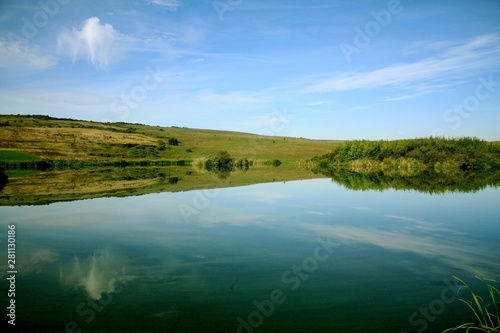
[0,150,41,161]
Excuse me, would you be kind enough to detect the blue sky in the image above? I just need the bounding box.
[0,0,499,140]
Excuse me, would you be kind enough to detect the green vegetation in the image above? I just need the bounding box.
[210,151,234,172]
[167,137,180,146]
[443,275,499,332]
[3,170,41,178]
[203,151,252,179]
[203,151,234,179]
[309,137,500,193]
[0,150,41,161]
[313,137,499,171]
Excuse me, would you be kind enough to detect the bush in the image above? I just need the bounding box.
[168,138,180,146]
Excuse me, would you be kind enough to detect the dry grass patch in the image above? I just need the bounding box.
[0,126,158,160]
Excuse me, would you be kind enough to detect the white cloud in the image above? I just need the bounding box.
[58,17,119,69]
[0,39,56,70]
[147,0,181,10]
[303,34,500,94]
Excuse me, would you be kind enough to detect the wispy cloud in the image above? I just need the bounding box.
[147,0,181,10]
[303,34,500,94]
[402,39,456,55]
[0,248,59,278]
[383,81,464,102]
[307,211,333,216]
[0,39,57,70]
[241,190,290,204]
[58,17,120,70]
[350,105,370,110]
[306,101,330,106]
[304,223,500,276]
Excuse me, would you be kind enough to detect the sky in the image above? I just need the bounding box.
[0,0,499,140]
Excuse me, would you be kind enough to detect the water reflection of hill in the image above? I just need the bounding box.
[0,165,325,206]
[314,167,500,194]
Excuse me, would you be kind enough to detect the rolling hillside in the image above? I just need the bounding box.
[0,114,342,164]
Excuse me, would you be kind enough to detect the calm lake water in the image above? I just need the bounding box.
[1,178,499,332]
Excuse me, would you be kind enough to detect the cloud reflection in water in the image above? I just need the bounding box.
[60,248,134,300]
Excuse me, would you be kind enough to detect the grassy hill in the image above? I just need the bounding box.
[0,114,342,165]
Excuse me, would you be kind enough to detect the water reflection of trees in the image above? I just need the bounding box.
[314,167,500,194]
[203,151,250,179]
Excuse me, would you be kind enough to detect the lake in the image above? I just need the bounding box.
[1,176,499,332]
